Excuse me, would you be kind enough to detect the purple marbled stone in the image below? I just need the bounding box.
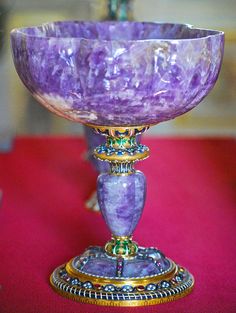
[123,259,159,277]
[82,257,116,277]
[97,171,146,236]
[81,258,163,278]
[81,258,162,278]
[77,249,170,278]
[11,21,224,127]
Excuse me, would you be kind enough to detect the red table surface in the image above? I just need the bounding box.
[0,137,236,313]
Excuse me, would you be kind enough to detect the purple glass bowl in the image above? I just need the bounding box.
[11,21,224,126]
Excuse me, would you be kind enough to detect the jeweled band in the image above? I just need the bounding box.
[91,126,150,163]
[50,246,194,307]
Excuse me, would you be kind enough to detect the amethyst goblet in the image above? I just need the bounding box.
[11,21,224,306]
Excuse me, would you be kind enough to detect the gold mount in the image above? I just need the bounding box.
[105,235,138,258]
[90,125,150,164]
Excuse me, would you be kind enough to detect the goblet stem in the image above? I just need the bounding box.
[92,125,149,257]
[84,126,141,212]
[50,124,194,306]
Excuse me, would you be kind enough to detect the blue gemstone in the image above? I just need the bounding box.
[117,150,124,155]
[83,281,93,289]
[70,278,80,285]
[175,275,182,282]
[104,284,116,292]
[146,283,157,291]
[161,281,171,288]
[122,285,134,292]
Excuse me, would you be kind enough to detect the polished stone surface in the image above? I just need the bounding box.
[97,171,146,236]
[82,257,116,277]
[11,21,224,127]
[74,246,171,278]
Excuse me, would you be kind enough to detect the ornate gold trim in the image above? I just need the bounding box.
[91,125,150,163]
[94,150,150,162]
[85,124,150,133]
[50,274,194,307]
[105,235,138,258]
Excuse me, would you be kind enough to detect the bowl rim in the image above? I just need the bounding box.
[10,20,224,43]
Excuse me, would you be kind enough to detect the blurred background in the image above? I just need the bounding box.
[0,0,236,150]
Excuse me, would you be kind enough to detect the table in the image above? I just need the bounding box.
[0,137,235,313]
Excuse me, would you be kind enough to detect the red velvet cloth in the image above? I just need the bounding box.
[0,137,236,313]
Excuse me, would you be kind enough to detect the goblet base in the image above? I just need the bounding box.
[50,246,194,307]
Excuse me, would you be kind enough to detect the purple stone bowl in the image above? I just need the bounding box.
[11,21,224,127]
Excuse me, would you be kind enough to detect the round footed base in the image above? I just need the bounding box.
[50,246,194,307]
